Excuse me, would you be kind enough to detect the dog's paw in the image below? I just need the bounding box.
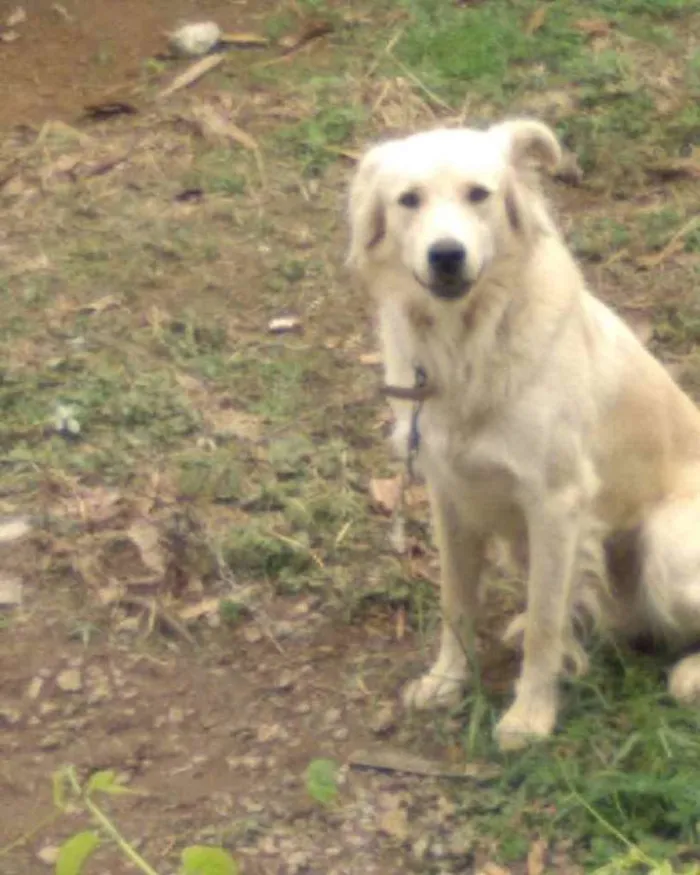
[669,653,700,705]
[402,672,464,710]
[494,698,556,752]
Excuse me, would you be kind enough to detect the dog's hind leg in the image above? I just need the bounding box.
[403,485,485,710]
[640,491,700,704]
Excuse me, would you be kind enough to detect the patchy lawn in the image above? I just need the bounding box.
[1,0,700,873]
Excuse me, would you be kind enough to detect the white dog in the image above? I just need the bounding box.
[348,119,700,750]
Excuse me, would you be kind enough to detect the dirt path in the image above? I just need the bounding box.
[0,0,275,128]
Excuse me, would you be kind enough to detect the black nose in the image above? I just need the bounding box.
[428,239,466,278]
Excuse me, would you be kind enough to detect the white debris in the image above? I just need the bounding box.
[168,21,222,57]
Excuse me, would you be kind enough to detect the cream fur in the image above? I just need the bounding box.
[348,119,700,751]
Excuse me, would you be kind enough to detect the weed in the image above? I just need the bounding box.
[0,768,239,875]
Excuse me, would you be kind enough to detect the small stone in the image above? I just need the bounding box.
[0,574,23,606]
[26,677,44,700]
[332,727,349,741]
[324,707,342,726]
[243,626,263,644]
[0,706,21,725]
[37,845,60,865]
[39,701,59,717]
[412,837,430,862]
[168,707,185,725]
[38,732,64,750]
[0,516,31,544]
[369,701,397,737]
[257,723,288,743]
[56,669,82,692]
[275,669,295,692]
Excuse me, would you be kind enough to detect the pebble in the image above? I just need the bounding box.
[56,668,82,693]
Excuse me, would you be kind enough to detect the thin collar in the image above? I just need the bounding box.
[381,365,436,402]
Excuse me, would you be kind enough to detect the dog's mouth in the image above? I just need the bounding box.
[413,271,473,301]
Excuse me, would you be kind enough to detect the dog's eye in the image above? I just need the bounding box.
[467,186,491,204]
[398,190,421,209]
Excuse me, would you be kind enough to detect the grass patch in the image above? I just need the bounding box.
[438,644,700,871]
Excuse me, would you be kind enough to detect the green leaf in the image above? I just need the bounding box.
[56,831,101,875]
[180,846,239,875]
[86,770,133,796]
[305,758,339,806]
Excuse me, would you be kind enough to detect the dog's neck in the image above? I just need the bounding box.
[377,241,579,418]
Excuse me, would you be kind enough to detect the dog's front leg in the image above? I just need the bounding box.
[495,489,581,751]
[403,484,484,710]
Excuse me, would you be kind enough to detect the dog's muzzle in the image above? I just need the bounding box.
[424,238,471,300]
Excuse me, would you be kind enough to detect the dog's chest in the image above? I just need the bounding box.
[394,400,521,520]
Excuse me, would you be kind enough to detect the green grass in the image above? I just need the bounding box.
[441,644,700,870]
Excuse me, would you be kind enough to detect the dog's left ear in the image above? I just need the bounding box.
[491,119,562,173]
[347,141,393,271]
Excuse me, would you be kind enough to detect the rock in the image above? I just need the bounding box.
[274,669,296,692]
[56,669,82,693]
[86,667,110,704]
[0,516,31,544]
[0,574,23,606]
[243,625,263,643]
[0,706,21,725]
[26,676,44,700]
[37,845,60,866]
[378,806,409,842]
[369,701,397,737]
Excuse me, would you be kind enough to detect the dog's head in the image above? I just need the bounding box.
[347,119,561,301]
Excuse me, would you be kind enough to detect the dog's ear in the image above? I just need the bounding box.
[492,119,562,173]
[347,142,392,270]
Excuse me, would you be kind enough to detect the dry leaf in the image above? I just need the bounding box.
[268,315,303,334]
[349,747,502,780]
[157,53,224,100]
[220,31,269,47]
[60,487,123,525]
[6,7,26,27]
[278,19,334,52]
[207,407,262,441]
[0,575,23,607]
[0,30,20,43]
[179,598,220,622]
[525,6,547,35]
[527,840,548,875]
[369,476,403,514]
[78,294,120,315]
[126,521,166,576]
[478,864,511,875]
[359,351,382,366]
[0,516,31,543]
[573,17,611,38]
[395,606,406,641]
[190,102,259,151]
[645,157,700,182]
[378,806,409,841]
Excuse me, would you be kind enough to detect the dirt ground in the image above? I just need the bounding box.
[2,1,700,873]
[0,0,279,129]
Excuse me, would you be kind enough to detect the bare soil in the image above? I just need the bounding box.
[0,0,276,129]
